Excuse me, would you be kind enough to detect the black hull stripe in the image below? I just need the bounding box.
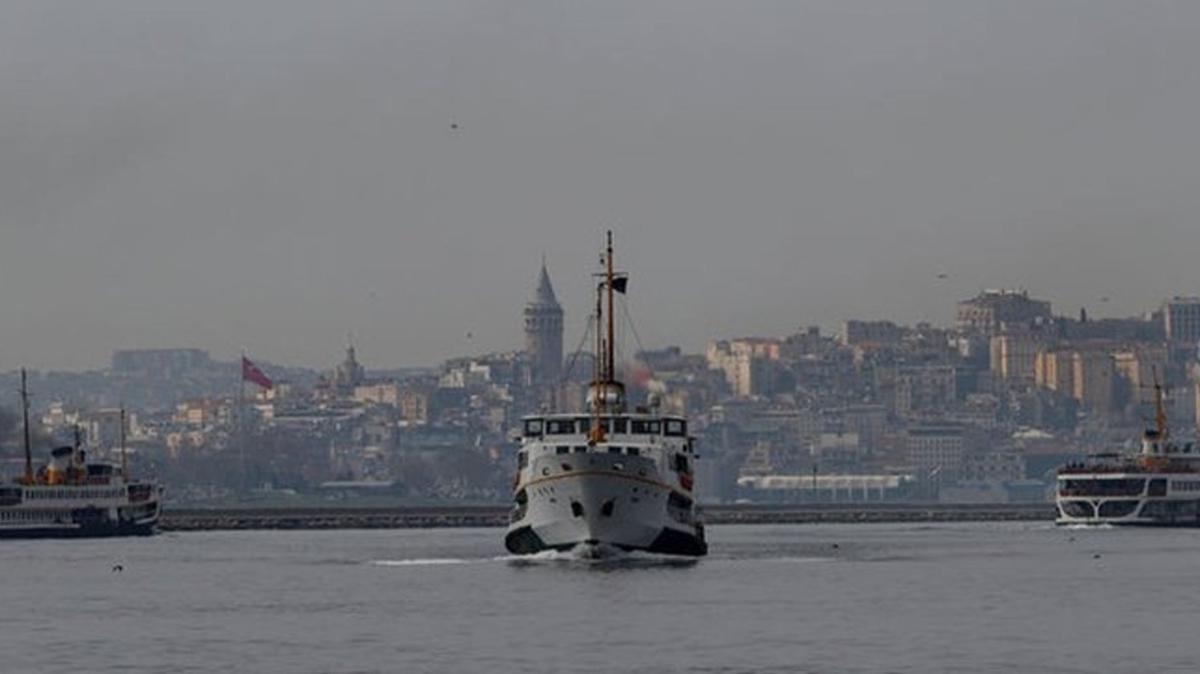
[504,525,707,557]
[0,522,156,539]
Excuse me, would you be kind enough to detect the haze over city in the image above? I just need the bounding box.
[5,1,1200,370]
[11,5,1200,671]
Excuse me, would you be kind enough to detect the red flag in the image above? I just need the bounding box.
[242,356,274,389]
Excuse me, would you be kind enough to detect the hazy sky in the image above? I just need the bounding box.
[3,1,1200,371]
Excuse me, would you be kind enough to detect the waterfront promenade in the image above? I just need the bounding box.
[161,502,1055,531]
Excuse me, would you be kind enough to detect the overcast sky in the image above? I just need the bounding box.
[3,1,1200,371]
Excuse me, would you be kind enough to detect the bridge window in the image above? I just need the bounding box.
[556,446,569,455]
[631,420,661,435]
[665,420,687,437]
[626,447,640,457]
[612,418,628,434]
[523,419,544,437]
[546,419,575,435]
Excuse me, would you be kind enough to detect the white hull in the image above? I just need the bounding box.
[1056,472,1200,526]
[506,450,705,556]
[0,483,163,539]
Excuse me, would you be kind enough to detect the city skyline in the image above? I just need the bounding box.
[0,274,1187,375]
[6,2,1200,370]
[2,245,1196,373]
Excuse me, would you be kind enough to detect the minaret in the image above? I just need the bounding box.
[524,258,564,386]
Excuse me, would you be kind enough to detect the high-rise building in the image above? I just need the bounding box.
[1113,346,1168,405]
[841,320,905,346]
[706,338,782,398]
[1036,344,1120,413]
[905,424,966,482]
[1071,349,1115,413]
[989,331,1043,385]
[1164,297,1200,345]
[894,364,957,418]
[524,260,564,385]
[957,289,1051,336]
[1035,347,1074,394]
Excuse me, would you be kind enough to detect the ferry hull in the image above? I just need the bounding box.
[505,467,706,557]
[1056,495,1200,527]
[0,520,157,539]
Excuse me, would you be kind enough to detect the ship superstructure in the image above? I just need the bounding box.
[504,233,707,556]
[0,371,162,538]
[1056,379,1200,526]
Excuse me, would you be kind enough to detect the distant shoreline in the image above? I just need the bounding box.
[160,503,1055,531]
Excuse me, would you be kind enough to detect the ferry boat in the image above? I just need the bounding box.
[1056,380,1200,526]
[504,233,707,556]
[0,371,163,538]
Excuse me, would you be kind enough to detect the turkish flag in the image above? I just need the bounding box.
[242,356,274,389]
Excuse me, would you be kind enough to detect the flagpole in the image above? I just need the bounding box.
[239,350,247,497]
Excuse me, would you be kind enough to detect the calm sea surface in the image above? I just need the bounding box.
[1,522,1197,674]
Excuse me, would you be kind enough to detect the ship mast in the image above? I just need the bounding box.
[20,368,32,485]
[588,230,626,439]
[1154,374,1168,441]
[120,407,129,479]
[605,230,616,388]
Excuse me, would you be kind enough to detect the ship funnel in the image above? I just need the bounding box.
[47,446,73,485]
[587,381,626,413]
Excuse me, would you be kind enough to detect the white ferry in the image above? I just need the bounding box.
[504,233,707,556]
[1057,382,1200,526]
[1,372,163,538]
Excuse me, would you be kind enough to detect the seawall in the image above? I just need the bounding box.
[161,503,1056,531]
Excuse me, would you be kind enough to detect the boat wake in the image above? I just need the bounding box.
[370,543,701,569]
[368,558,481,567]
[1061,523,1116,531]
[503,543,700,569]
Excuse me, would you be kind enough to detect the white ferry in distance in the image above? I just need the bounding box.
[0,371,163,538]
[504,232,707,556]
[1057,380,1200,526]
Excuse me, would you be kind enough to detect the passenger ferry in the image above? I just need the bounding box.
[1056,381,1200,526]
[1,371,163,538]
[504,233,707,556]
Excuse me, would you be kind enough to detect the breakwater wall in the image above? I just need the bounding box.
[161,503,1055,531]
